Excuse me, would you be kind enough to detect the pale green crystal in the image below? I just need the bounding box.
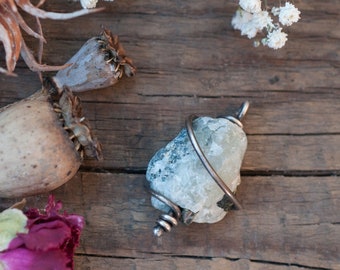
[146,117,247,223]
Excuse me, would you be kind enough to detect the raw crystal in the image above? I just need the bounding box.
[146,116,247,223]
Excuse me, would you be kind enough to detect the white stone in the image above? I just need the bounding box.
[146,117,247,223]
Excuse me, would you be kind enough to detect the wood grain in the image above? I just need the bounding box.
[1,172,339,269]
[0,0,339,269]
[74,256,318,270]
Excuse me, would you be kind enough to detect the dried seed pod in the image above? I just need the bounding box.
[51,29,136,92]
[0,31,134,198]
[0,87,101,198]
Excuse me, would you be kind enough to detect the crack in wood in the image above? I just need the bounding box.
[75,253,333,270]
[78,166,340,177]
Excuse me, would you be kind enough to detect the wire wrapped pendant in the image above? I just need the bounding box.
[146,102,249,236]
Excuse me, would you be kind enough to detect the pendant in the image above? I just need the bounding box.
[146,102,249,236]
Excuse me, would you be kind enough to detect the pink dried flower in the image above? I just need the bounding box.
[0,196,84,270]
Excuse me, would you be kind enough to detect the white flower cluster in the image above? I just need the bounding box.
[77,0,114,9]
[232,1,301,49]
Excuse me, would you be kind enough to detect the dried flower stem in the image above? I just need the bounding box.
[0,0,103,75]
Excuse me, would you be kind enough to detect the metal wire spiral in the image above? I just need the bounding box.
[150,189,182,237]
[150,101,249,236]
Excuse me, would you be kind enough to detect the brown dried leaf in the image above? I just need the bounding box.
[0,3,22,73]
[0,0,104,75]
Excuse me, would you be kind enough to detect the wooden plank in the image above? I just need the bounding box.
[83,132,340,171]
[0,0,339,269]
[1,172,339,269]
[40,0,340,42]
[7,1,337,98]
[0,0,338,172]
[79,98,340,170]
[73,256,315,270]
[20,27,340,96]
[1,79,338,171]
[6,42,338,99]
[2,10,339,172]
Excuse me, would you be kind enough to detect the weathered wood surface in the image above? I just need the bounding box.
[0,0,339,269]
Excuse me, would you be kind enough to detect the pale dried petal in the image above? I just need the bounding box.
[13,8,46,42]
[20,41,71,72]
[15,0,104,20]
[0,4,22,73]
[80,0,98,9]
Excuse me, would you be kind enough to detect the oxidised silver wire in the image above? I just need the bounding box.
[185,116,242,209]
[185,101,250,210]
[224,101,249,128]
[150,189,181,237]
